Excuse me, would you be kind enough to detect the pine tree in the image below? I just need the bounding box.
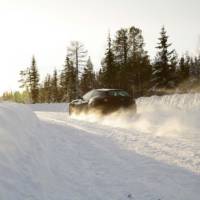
[179,55,190,82]
[18,67,31,102]
[168,50,179,87]
[96,68,104,88]
[151,27,175,89]
[43,74,52,103]
[128,26,151,96]
[80,57,95,94]
[59,69,66,101]
[101,33,116,88]
[196,55,200,80]
[38,84,45,103]
[113,28,129,89]
[30,56,40,103]
[61,56,76,101]
[51,69,59,102]
[190,55,200,81]
[19,68,31,89]
[99,26,151,96]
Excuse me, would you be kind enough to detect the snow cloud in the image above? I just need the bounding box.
[71,93,200,138]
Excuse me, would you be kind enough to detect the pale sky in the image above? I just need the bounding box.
[0,0,200,94]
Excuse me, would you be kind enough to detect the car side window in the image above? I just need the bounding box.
[108,90,129,97]
[118,91,129,97]
[108,91,118,96]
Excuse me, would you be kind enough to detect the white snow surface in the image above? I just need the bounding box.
[1,93,200,200]
[0,103,48,199]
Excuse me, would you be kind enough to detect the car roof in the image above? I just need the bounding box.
[95,88,123,92]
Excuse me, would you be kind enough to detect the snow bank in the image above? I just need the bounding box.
[0,103,48,200]
[137,93,200,110]
[135,93,200,136]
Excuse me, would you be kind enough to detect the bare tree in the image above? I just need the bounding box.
[67,41,87,98]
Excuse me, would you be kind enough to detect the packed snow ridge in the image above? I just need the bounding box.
[0,103,49,199]
[0,93,200,200]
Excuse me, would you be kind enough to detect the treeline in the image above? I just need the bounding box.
[2,26,200,103]
[1,91,29,103]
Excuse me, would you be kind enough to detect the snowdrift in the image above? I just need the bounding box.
[135,93,200,136]
[0,103,48,200]
[137,93,200,110]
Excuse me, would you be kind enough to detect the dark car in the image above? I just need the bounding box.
[69,89,136,116]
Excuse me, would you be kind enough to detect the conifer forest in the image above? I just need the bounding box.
[2,26,200,103]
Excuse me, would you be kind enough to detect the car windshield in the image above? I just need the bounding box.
[82,90,94,100]
[83,90,105,100]
[107,90,129,97]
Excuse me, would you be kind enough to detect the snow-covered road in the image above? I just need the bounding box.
[36,111,200,200]
[1,93,200,199]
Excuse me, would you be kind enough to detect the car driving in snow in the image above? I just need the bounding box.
[69,89,136,116]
